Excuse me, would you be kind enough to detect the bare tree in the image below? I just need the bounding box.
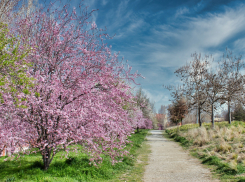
[182,111,196,124]
[204,60,225,128]
[174,53,210,126]
[220,50,245,124]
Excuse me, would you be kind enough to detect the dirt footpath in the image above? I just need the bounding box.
[143,130,219,182]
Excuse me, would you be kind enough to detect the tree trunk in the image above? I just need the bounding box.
[198,105,202,127]
[211,104,214,128]
[137,126,139,133]
[196,106,198,124]
[181,118,183,126]
[42,147,51,170]
[228,101,231,124]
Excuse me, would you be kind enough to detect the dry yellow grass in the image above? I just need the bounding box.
[178,122,245,169]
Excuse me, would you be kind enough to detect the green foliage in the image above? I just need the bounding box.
[0,129,149,182]
[34,92,40,98]
[0,22,34,103]
[233,103,245,121]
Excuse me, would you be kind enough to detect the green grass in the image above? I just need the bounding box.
[0,129,149,182]
[165,121,245,182]
[108,132,151,182]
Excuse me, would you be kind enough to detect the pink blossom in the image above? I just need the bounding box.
[0,3,152,170]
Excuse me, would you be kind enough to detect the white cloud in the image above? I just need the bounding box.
[117,0,130,16]
[175,6,189,17]
[234,38,245,51]
[102,0,108,6]
[142,88,170,107]
[175,0,207,18]
[79,1,245,111]
[114,19,146,39]
[124,4,245,110]
[194,0,206,12]
[137,4,245,68]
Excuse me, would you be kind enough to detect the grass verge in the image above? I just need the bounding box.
[165,121,245,182]
[108,135,151,182]
[0,129,150,182]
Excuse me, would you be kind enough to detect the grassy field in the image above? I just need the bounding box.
[165,121,245,182]
[0,129,150,182]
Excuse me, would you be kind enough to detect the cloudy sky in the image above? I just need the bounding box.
[43,0,245,112]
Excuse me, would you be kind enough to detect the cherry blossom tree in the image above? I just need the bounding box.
[0,4,149,170]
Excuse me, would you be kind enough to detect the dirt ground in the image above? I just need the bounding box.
[143,130,219,182]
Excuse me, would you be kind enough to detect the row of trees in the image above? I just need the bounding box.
[0,0,152,170]
[167,51,245,127]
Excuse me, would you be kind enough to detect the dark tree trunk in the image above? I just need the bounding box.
[196,107,198,124]
[42,147,52,170]
[228,101,231,124]
[211,104,214,128]
[181,118,183,126]
[137,126,139,133]
[198,105,202,127]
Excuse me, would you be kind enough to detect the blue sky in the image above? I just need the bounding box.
[41,0,245,112]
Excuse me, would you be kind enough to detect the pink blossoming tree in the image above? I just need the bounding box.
[0,4,153,170]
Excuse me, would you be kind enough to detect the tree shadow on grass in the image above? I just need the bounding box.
[0,157,45,180]
[1,154,124,181]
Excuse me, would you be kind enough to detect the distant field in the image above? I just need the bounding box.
[0,129,149,182]
[165,121,245,182]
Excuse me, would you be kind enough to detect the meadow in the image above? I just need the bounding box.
[166,121,245,182]
[0,129,150,182]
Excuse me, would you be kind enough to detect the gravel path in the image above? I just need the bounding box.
[143,130,219,182]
